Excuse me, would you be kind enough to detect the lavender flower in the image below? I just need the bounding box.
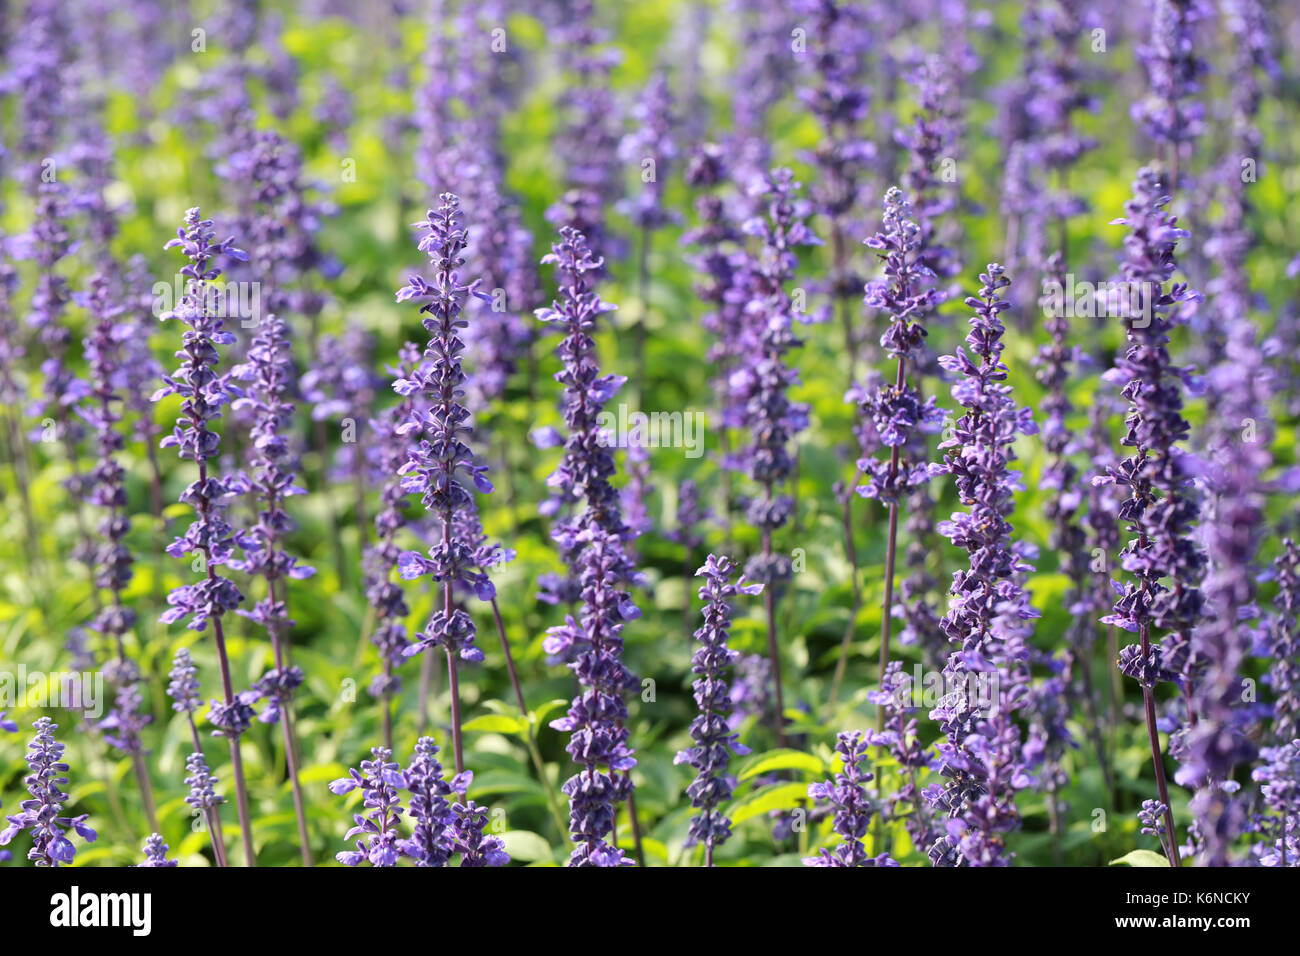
[153,209,248,632]
[1095,168,1203,866]
[674,554,760,863]
[734,169,818,745]
[868,661,938,851]
[136,833,177,867]
[363,343,421,719]
[1131,0,1209,188]
[792,0,874,371]
[330,747,406,867]
[399,736,461,867]
[543,525,640,867]
[167,647,202,717]
[535,226,643,603]
[618,70,679,232]
[534,259,645,868]
[803,731,896,867]
[393,194,499,772]
[1251,740,1299,866]
[855,188,945,504]
[897,55,961,294]
[448,801,510,867]
[184,752,223,816]
[1139,798,1173,857]
[152,207,256,865]
[229,313,313,728]
[1179,195,1274,867]
[0,718,97,866]
[927,263,1040,868]
[1265,542,1300,746]
[546,0,624,258]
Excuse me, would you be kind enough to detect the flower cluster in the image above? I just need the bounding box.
[674,554,761,861]
[618,70,680,232]
[854,187,945,505]
[1098,169,1204,690]
[137,833,177,868]
[735,168,817,585]
[330,737,507,867]
[804,731,896,867]
[394,194,495,666]
[545,0,624,256]
[0,718,97,866]
[1250,739,1300,867]
[1131,0,1209,172]
[535,226,643,604]
[363,342,422,701]
[927,263,1041,868]
[153,208,249,634]
[230,312,314,725]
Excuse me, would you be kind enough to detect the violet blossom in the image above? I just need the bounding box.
[0,718,97,866]
[674,554,760,864]
[926,263,1040,868]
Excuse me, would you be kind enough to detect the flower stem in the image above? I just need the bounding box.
[1138,623,1181,867]
[446,648,463,775]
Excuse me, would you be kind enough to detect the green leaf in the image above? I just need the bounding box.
[1109,849,1171,867]
[736,749,825,781]
[500,830,553,863]
[729,781,810,825]
[530,698,570,729]
[461,713,529,736]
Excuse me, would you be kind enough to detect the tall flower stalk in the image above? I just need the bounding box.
[737,168,818,747]
[365,342,421,750]
[537,226,642,866]
[675,554,760,866]
[793,0,873,380]
[81,269,159,832]
[167,647,228,866]
[152,208,257,867]
[0,717,97,866]
[230,313,316,866]
[855,187,944,729]
[619,69,679,402]
[393,194,497,776]
[803,731,896,867]
[1096,168,1204,867]
[927,263,1040,867]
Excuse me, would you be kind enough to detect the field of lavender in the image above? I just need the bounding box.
[0,0,1297,873]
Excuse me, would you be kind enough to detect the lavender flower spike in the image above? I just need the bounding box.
[536,226,645,866]
[803,731,897,867]
[0,718,97,866]
[675,554,760,865]
[229,310,315,865]
[136,833,178,867]
[330,747,406,867]
[927,263,1040,868]
[399,736,460,867]
[1095,168,1203,866]
[152,207,257,867]
[393,193,497,775]
[736,168,818,747]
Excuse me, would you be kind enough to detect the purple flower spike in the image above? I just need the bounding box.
[1095,168,1204,866]
[154,208,249,633]
[926,263,1040,868]
[448,801,510,867]
[136,833,178,868]
[804,731,897,867]
[675,554,760,863]
[332,747,406,867]
[0,718,97,867]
